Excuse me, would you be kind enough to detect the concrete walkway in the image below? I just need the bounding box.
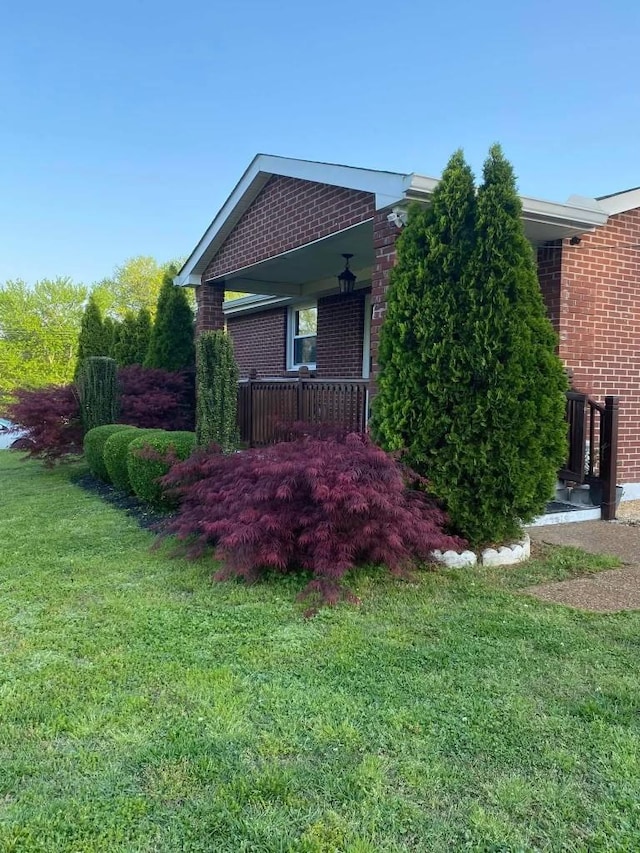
[526,520,640,612]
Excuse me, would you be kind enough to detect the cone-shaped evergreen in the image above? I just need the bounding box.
[450,144,567,543]
[372,151,476,456]
[145,269,195,372]
[114,308,152,366]
[114,313,138,366]
[372,146,567,545]
[77,356,119,432]
[196,330,239,452]
[74,294,109,380]
[102,316,119,358]
[135,307,153,365]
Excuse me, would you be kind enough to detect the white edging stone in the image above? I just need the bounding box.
[432,534,530,568]
[481,534,530,567]
[432,549,477,568]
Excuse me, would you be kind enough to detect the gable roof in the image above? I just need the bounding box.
[175,154,609,288]
[597,187,640,216]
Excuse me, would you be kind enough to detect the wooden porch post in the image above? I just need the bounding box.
[247,368,257,448]
[600,395,619,521]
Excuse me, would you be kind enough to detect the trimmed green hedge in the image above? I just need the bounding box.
[128,431,196,509]
[103,428,156,493]
[84,424,132,482]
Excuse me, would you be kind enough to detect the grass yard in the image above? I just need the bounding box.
[1,451,639,852]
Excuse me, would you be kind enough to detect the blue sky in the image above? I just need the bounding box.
[1,0,638,285]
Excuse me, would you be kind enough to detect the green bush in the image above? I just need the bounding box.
[127,430,196,509]
[84,423,133,482]
[103,427,154,492]
[196,330,239,451]
[77,356,119,433]
[372,146,568,546]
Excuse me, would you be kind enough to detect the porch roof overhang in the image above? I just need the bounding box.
[175,154,610,306]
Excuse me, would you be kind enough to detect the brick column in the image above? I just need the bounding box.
[195,281,225,335]
[370,211,399,385]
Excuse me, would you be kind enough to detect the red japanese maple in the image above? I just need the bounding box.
[162,433,465,607]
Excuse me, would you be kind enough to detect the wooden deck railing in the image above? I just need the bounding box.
[237,369,370,447]
[559,390,619,520]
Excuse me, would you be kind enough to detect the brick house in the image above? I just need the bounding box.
[175,156,640,495]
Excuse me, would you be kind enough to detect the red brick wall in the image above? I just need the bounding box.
[558,208,640,482]
[203,175,375,281]
[370,211,399,383]
[537,241,562,335]
[227,308,287,378]
[195,282,224,335]
[315,291,367,378]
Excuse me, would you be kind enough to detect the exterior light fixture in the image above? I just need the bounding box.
[338,253,357,295]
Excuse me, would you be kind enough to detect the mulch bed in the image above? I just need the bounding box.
[73,472,176,533]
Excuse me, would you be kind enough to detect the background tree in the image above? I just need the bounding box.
[74,294,109,379]
[145,269,195,372]
[0,277,87,404]
[135,307,152,364]
[92,256,186,320]
[102,316,120,358]
[113,307,153,366]
[373,146,567,545]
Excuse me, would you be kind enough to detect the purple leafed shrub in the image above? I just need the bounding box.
[118,365,195,431]
[162,433,465,608]
[4,385,83,465]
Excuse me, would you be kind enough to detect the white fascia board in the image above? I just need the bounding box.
[173,273,201,287]
[254,154,409,209]
[520,195,608,230]
[597,188,640,216]
[175,154,410,287]
[406,173,608,231]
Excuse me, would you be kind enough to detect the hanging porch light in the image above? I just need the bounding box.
[337,253,357,295]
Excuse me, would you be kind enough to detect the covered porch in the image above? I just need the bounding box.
[174,154,609,440]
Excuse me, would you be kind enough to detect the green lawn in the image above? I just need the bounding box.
[1,452,639,852]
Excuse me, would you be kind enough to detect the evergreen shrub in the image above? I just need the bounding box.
[145,270,194,372]
[103,427,153,492]
[195,330,239,451]
[84,423,133,482]
[372,146,568,545]
[77,356,119,432]
[128,430,196,508]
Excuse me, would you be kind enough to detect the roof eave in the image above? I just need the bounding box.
[174,155,410,287]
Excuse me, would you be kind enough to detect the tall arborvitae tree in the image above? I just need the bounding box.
[145,268,195,372]
[135,307,152,365]
[448,144,567,543]
[74,294,108,379]
[102,316,119,359]
[77,356,119,432]
[372,151,476,459]
[196,330,239,452]
[373,146,567,546]
[114,313,138,366]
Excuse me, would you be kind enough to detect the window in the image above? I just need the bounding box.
[288,304,317,369]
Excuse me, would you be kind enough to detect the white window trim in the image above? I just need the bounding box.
[287,302,317,371]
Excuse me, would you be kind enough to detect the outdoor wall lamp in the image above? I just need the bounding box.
[338,253,357,294]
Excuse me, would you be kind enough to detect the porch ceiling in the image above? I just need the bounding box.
[212,220,375,297]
